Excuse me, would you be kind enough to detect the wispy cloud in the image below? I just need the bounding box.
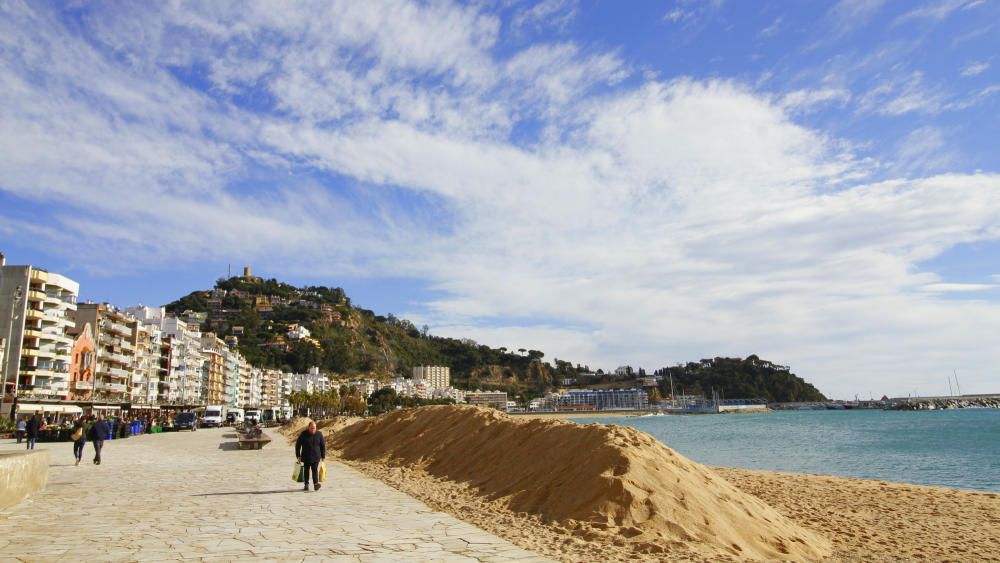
[960,61,990,77]
[894,0,984,26]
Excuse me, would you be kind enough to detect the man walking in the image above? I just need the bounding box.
[89,415,110,465]
[25,413,41,450]
[294,421,325,492]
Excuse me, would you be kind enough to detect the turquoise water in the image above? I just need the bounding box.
[573,409,1000,492]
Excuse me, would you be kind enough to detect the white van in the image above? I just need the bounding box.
[202,405,227,428]
[244,409,260,424]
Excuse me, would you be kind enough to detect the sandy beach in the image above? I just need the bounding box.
[307,406,1000,562]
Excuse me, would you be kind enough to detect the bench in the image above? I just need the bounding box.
[236,430,272,450]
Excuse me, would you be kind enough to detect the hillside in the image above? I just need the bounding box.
[165,275,555,399]
[165,275,826,402]
[652,355,827,402]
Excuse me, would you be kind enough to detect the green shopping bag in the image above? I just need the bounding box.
[293,462,304,482]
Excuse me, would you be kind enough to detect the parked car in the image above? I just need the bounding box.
[174,412,198,431]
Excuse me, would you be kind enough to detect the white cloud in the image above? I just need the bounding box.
[921,283,996,292]
[858,72,949,116]
[759,17,783,38]
[779,88,852,114]
[960,61,990,77]
[894,0,983,25]
[512,0,579,33]
[3,1,1000,400]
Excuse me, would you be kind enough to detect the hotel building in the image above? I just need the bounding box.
[0,259,80,412]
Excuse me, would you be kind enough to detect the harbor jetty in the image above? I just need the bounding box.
[885,394,1000,411]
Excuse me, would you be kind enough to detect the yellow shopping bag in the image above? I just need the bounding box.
[293,462,303,482]
[319,461,327,482]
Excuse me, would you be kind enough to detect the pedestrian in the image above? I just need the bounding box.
[15,416,26,444]
[89,415,110,465]
[25,413,41,450]
[294,421,325,492]
[71,416,86,466]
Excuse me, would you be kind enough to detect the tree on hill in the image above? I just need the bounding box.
[654,356,826,402]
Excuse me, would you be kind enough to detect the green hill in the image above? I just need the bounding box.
[652,356,827,402]
[165,275,556,400]
[165,276,826,403]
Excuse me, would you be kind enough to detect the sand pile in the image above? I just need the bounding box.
[276,416,313,438]
[330,405,831,561]
[318,416,363,437]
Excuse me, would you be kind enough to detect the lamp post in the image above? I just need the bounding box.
[1,283,24,419]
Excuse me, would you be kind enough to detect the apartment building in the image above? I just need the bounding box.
[160,316,204,405]
[200,333,227,405]
[131,323,162,405]
[71,303,138,404]
[465,391,508,410]
[412,365,450,389]
[0,260,79,411]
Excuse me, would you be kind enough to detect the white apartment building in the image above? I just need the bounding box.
[290,367,331,394]
[131,323,161,405]
[160,317,204,405]
[0,260,79,409]
[412,365,450,389]
[287,323,311,340]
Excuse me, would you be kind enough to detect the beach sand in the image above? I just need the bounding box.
[716,468,1000,562]
[308,407,1000,561]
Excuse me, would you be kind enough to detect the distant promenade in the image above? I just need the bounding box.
[0,429,548,562]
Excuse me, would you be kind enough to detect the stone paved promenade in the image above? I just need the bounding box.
[0,427,550,562]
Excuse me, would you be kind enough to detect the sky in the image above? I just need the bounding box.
[1,0,998,399]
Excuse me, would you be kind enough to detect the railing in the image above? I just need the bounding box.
[97,381,127,393]
[103,352,131,365]
[72,379,94,390]
[108,367,129,379]
[107,321,132,335]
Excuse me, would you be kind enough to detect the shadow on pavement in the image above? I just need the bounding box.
[217,441,241,451]
[192,490,302,496]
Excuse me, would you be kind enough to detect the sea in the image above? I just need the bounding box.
[573,408,1000,493]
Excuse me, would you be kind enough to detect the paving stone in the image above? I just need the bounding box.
[0,430,551,561]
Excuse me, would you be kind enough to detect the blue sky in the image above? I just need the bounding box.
[1,0,998,398]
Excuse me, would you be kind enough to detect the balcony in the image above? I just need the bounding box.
[28,289,46,302]
[26,309,45,321]
[103,352,130,365]
[107,367,129,379]
[106,321,132,335]
[72,379,95,390]
[97,381,127,393]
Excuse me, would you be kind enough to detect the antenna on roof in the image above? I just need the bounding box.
[228,264,231,278]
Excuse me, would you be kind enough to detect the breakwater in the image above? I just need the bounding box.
[886,394,1000,410]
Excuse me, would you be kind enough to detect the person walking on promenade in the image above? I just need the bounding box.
[295,421,326,492]
[71,416,86,466]
[25,413,41,450]
[15,416,26,444]
[89,415,110,465]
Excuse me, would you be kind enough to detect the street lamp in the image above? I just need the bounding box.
[1,283,24,419]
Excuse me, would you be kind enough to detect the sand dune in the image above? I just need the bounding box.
[328,405,831,561]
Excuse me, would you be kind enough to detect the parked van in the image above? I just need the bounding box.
[245,409,260,424]
[202,405,227,428]
[226,408,244,426]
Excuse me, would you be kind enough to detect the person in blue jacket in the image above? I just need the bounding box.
[88,415,110,465]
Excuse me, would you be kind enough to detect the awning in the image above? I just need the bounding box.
[92,405,121,410]
[16,404,82,414]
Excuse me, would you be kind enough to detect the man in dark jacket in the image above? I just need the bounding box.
[295,421,326,492]
[25,413,41,450]
[89,415,110,465]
